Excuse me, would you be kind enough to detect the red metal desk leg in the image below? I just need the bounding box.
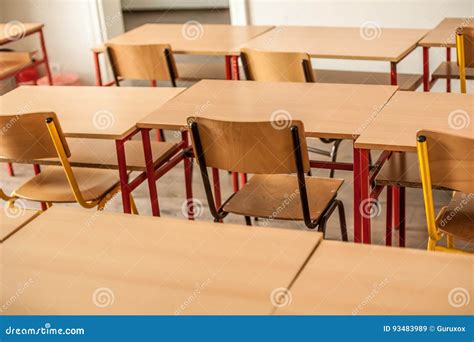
[398,186,406,247]
[225,55,232,80]
[353,145,362,243]
[232,172,239,192]
[212,168,222,208]
[141,128,160,216]
[38,28,53,85]
[115,138,132,214]
[360,149,371,244]
[93,51,103,86]
[390,61,398,86]
[423,47,430,92]
[33,164,47,211]
[182,131,194,220]
[6,163,14,176]
[385,185,393,246]
[230,55,240,80]
[446,47,451,93]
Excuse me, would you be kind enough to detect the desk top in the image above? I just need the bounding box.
[242,26,428,62]
[0,22,43,45]
[354,91,473,152]
[106,24,273,56]
[1,207,321,314]
[275,240,473,315]
[137,80,398,140]
[419,18,473,48]
[0,209,39,243]
[0,86,185,139]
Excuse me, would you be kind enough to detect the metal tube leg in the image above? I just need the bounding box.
[33,164,47,211]
[212,168,222,208]
[399,186,406,247]
[360,149,371,244]
[141,128,160,216]
[353,145,362,243]
[240,173,247,185]
[337,200,348,242]
[115,139,132,214]
[93,51,103,86]
[390,62,398,86]
[446,47,451,93]
[423,47,430,92]
[231,55,240,80]
[225,56,232,80]
[232,172,239,192]
[6,163,14,176]
[393,186,400,231]
[386,185,393,246]
[329,140,342,178]
[182,131,194,220]
[245,216,252,226]
[39,29,53,85]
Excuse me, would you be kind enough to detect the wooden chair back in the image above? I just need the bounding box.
[188,116,310,174]
[106,43,178,82]
[241,48,314,82]
[417,130,474,194]
[0,112,70,160]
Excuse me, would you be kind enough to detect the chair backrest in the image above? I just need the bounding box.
[0,112,70,160]
[106,43,178,82]
[241,48,314,82]
[188,116,310,174]
[417,130,474,194]
[456,26,474,68]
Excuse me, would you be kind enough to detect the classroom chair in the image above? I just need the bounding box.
[0,112,137,212]
[240,48,341,177]
[188,116,347,240]
[417,130,474,253]
[456,26,474,93]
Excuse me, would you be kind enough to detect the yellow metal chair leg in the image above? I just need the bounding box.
[446,235,455,249]
[130,194,138,215]
[456,31,467,93]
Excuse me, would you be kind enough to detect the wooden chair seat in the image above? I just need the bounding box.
[0,139,178,172]
[224,174,343,221]
[12,166,120,203]
[431,61,474,80]
[436,192,474,242]
[177,62,244,81]
[314,69,423,91]
[0,51,33,79]
[0,208,39,242]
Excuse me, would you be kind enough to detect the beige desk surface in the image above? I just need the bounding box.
[0,86,185,140]
[242,26,428,62]
[1,206,322,315]
[0,23,43,45]
[355,91,473,152]
[0,209,39,243]
[419,18,473,48]
[137,80,398,140]
[107,24,273,56]
[276,240,473,315]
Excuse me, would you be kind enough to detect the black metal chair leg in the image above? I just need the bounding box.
[336,200,348,242]
[329,140,342,178]
[245,216,252,226]
[159,129,166,142]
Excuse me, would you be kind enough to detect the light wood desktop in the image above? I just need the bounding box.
[0,209,39,243]
[0,23,44,45]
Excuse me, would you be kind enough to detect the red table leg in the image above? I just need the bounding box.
[353,145,362,243]
[115,138,132,214]
[232,172,239,192]
[386,185,393,246]
[6,163,14,176]
[398,186,406,247]
[423,47,430,92]
[182,131,194,220]
[93,51,103,86]
[150,80,157,87]
[360,149,371,244]
[230,55,240,80]
[446,47,451,93]
[33,164,47,211]
[38,28,53,85]
[390,61,398,86]
[141,128,160,216]
[225,56,232,80]
[212,168,222,209]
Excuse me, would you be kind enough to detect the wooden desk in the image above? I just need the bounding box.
[0,209,39,243]
[0,86,187,215]
[275,240,473,315]
[93,24,273,85]
[138,79,399,243]
[0,52,33,80]
[1,206,322,314]
[418,18,473,91]
[354,91,473,244]
[243,26,427,86]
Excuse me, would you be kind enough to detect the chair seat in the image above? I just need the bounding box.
[224,174,343,221]
[0,208,40,242]
[0,139,178,172]
[432,62,474,80]
[313,69,423,91]
[12,166,120,203]
[436,192,474,242]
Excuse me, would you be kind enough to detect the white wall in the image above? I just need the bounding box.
[2,0,123,85]
[230,0,474,76]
